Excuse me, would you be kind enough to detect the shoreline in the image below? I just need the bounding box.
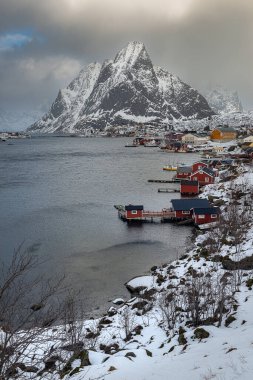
[2,156,253,379]
[56,163,253,379]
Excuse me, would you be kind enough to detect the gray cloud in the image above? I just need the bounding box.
[0,0,252,111]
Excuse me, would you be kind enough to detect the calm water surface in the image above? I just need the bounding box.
[0,137,199,315]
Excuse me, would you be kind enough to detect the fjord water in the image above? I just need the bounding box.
[0,137,198,315]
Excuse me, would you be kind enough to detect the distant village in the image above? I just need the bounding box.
[123,125,253,157]
[0,131,30,141]
[115,125,253,230]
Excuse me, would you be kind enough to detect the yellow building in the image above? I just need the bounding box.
[210,127,237,141]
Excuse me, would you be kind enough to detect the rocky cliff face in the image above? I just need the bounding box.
[29,41,214,133]
[205,87,243,114]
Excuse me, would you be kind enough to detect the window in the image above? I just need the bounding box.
[131,210,138,214]
[205,177,210,182]
[211,214,217,218]
[198,215,205,219]
[193,176,198,181]
[182,211,190,215]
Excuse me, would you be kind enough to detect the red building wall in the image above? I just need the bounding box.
[175,210,192,219]
[190,172,214,186]
[176,172,191,180]
[192,162,208,173]
[126,210,143,219]
[180,184,199,194]
[193,213,219,225]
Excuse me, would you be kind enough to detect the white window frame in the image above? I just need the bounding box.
[131,210,138,215]
[198,215,205,219]
[205,177,210,182]
[182,210,190,215]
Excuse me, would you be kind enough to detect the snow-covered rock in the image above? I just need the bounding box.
[205,86,243,114]
[28,41,214,134]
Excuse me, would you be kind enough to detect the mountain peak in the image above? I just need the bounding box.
[28,42,214,133]
[114,41,149,67]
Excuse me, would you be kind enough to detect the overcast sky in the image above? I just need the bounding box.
[0,0,253,112]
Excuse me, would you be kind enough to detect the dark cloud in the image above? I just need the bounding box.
[0,0,252,110]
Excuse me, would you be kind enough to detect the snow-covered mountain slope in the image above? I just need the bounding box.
[30,62,101,134]
[172,110,253,133]
[0,107,44,132]
[28,41,214,134]
[205,87,243,114]
[155,66,212,120]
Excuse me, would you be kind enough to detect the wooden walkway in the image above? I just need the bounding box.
[115,206,176,223]
[142,210,175,218]
[158,188,180,193]
[148,179,179,183]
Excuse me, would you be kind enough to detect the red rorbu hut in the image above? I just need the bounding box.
[171,199,210,219]
[175,166,192,180]
[191,207,220,225]
[191,161,208,173]
[125,205,143,219]
[189,167,215,186]
[180,180,199,195]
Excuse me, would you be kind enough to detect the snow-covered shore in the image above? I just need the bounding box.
[1,165,253,380]
[65,165,253,380]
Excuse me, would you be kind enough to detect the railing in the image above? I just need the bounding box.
[143,210,175,218]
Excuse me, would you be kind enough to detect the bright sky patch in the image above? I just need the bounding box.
[0,32,33,52]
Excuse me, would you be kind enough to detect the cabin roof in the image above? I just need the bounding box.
[191,167,215,177]
[192,161,208,166]
[171,198,210,211]
[125,205,144,211]
[213,127,237,133]
[177,166,192,173]
[203,167,215,176]
[192,207,220,215]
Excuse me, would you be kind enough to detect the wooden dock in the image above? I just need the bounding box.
[148,179,179,183]
[158,188,180,193]
[114,205,176,223]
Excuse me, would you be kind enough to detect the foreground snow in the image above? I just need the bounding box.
[75,290,253,380]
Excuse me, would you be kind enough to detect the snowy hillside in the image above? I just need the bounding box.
[205,87,243,114]
[28,42,214,134]
[172,110,253,132]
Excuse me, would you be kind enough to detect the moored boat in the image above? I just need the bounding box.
[163,165,177,171]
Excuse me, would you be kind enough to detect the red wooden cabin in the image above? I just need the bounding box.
[189,168,215,186]
[171,199,210,219]
[175,166,192,180]
[125,205,143,219]
[191,207,220,225]
[191,161,208,173]
[180,180,199,195]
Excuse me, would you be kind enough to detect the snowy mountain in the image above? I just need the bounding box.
[28,42,214,134]
[205,87,243,114]
[0,107,45,132]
